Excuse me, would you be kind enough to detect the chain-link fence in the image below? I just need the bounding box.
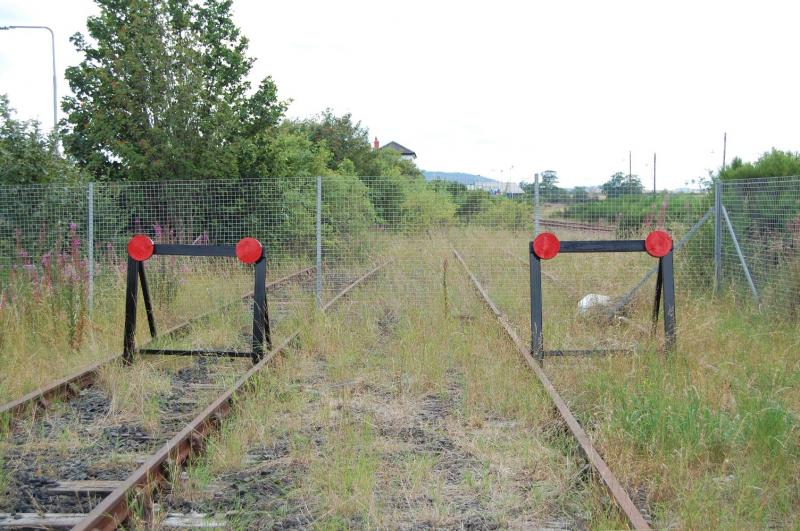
[1,175,797,328]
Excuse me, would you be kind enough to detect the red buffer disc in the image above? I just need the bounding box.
[645,230,673,257]
[533,232,560,260]
[127,234,154,261]
[236,237,263,264]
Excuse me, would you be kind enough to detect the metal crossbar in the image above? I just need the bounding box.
[530,236,676,363]
[123,242,270,364]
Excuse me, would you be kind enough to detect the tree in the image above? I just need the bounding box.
[540,170,558,188]
[520,171,564,202]
[283,110,422,227]
[62,0,287,181]
[539,170,562,201]
[520,170,567,202]
[286,110,422,179]
[717,149,800,266]
[720,149,800,180]
[0,95,82,184]
[602,172,643,196]
[290,110,373,173]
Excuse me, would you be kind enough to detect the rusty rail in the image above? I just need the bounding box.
[540,219,615,233]
[73,260,391,530]
[451,248,651,530]
[0,356,117,421]
[0,266,315,425]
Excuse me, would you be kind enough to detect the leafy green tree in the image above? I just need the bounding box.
[721,149,800,180]
[602,171,644,196]
[519,181,534,196]
[284,111,422,228]
[520,170,565,202]
[541,170,567,202]
[62,0,286,181]
[362,146,421,179]
[240,124,333,179]
[0,95,82,184]
[540,170,558,191]
[290,110,373,173]
[286,110,422,179]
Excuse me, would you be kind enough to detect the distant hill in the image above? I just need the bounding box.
[423,171,501,186]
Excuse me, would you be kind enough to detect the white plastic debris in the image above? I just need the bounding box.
[577,294,612,315]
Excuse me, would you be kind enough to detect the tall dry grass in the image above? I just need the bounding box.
[449,227,800,528]
[2,226,797,527]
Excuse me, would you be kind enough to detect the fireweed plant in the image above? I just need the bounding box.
[3,224,90,350]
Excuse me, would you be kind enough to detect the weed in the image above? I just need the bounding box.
[2,228,797,527]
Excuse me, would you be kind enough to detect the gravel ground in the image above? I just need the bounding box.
[0,356,238,515]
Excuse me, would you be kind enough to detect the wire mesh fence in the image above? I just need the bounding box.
[721,177,800,314]
[445,182,713,355]
[1,174,798,334]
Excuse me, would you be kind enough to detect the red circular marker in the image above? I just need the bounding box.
[127,234,154,261]
[645,230,673,257]
[236,237,263,264]
[533,232,560,260]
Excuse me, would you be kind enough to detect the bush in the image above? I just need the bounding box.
[401,186,456,233]
[473,198,531,231]
[322,175,377,258]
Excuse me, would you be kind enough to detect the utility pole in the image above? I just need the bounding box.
[628,150,632,181]
[0,25,57,133]
[722,132,727,171]
[653,152,657,194]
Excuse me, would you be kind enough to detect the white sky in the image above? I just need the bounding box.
[1,0,799,189]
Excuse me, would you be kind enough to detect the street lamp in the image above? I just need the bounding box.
[0,25,58,134]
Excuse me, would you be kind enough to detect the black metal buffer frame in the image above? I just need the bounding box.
[529,231,676,363]
[123,236,271,365]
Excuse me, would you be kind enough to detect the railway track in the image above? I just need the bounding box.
[539,219,615,233]
[0,266,314,425]
[452,248,651,530]
[2,254,647,528]
[0,262,389,529]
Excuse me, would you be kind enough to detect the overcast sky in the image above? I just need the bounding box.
[1,0,798,188]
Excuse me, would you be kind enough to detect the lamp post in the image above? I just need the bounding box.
[0,25,58,134]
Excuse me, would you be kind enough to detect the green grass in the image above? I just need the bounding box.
[450,227,799,528]
[179,239,599,527]
[568,302,800,529]
[561,192,710,236]
[1,228,798,528]
[0,259,311,403]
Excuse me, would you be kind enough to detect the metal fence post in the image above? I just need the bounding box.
[87,182,95,315]
[316,175,322,308]
[534,173,541,235]
[714,180,722,293]
[721,204,760,303]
